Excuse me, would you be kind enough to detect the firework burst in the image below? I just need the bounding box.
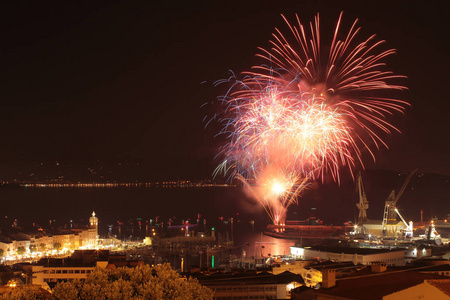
[253,12,408,163]
[215,13,407,224]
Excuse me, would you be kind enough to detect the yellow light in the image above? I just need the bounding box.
[286,283,294,291]
[8,280,17,288]
[271,181,285,195]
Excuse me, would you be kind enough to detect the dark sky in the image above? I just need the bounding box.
[0,0,448,180]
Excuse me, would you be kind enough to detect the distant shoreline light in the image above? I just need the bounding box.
[20,182,235,188]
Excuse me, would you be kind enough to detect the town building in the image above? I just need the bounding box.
[89,211,98,229]
[31,249,144,290]
[193,271,304,300]
[419,264,450,277]
[302,262,365,287]
[271,260,313,276]
[405,245,432,261]
[384,279,450,299]
[0,212,99,259]
[0,239,15,259]
[290,246,405,266]
[32,261,97,290]
[309,270,449,299]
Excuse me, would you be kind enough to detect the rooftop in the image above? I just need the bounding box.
[193,270,304,286]
[419,264,450,272]
[317,271,447,300]
[305,262,364,271]
[427,280,450,297]
[305,246,405,255]
[35,258,96,268]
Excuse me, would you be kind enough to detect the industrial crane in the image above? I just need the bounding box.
[394,208,413,239]
[356,172,369,225]
[382,169,418,236]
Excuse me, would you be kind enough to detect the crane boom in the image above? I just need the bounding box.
[392,169,418,206]
[395,208,408,228]
[383,169,418,236]
[395,208,413,239]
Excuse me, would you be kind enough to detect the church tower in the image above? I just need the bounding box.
[89,211,99,248]
[89,211,98,228]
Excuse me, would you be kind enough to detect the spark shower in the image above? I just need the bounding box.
[215,13,408,225]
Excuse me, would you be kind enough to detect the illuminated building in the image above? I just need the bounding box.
[302,262,365,288]
[31,250,143,290]
[194,271,304,299]
[290,246,405,266]
[70,212,99,248]
[32,263,97,290]
[271,260,313,281]
[32,250,109,289]
[0,240,15,258]
[296,269,450,300]
[0,212,100,260]
[89,211,99,247]
[89,211,98,229]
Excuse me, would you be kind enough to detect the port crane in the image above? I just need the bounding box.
[356,172,369,225]
[382,169,418,236]
[394,208,413,238]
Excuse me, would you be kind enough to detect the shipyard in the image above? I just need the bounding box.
[264,170,450,255]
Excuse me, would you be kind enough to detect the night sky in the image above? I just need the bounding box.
[0,1,448,180]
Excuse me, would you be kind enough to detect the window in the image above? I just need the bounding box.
[68,270,74,274]
[75,270,80,274]
[81,270,85,274]
[56,270,62,274]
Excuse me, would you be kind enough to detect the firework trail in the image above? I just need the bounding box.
[215,13,407,224]
[253,12,408,165]
[216,76,356,224]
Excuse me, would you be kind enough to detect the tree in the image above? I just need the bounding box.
[52,263,213,300]
[0,249,4,257]
[0,285,51,299]
[29,245,37,253]
[53,243,62,251]
[39,243,46,252]
[16,246,25,255]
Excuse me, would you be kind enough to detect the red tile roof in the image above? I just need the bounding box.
[317,271,447,300]
[426,280,450,297]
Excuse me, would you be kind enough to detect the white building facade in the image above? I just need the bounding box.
[290,246,405,266]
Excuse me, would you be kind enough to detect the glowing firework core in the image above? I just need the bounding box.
[271,181,285,196]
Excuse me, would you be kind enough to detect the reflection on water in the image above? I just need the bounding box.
[0,186,263,233]
[235,231,295,257]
